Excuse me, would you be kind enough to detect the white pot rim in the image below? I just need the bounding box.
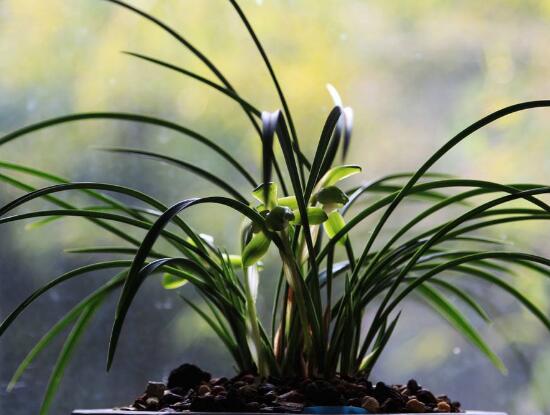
[73,410,507,415]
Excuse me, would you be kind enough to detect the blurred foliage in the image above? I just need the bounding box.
[0,0,549,414]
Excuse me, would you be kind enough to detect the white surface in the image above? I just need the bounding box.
[73,410,507,415]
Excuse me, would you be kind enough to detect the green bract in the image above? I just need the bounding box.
[323,211,348,245]
[316,186,350,211]
[242,232,271,267]
[319,165,362,188]
[292,207,328,226]
[277,196,298,209]
[252,182,278,210]
[0,2,549,415]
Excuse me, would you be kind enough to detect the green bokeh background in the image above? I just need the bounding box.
[0,1,549,414]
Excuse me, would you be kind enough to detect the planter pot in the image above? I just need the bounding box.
[72,410,507,415]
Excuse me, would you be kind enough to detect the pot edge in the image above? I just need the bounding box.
[72,410,507,415]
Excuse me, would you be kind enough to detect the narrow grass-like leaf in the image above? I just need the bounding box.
[427,279,491,322]
[229,0,308,176]
[65,246,162,259]
[108,197,275,369]
[121,51,291,195]
[442,265,550,331]
[39,299,101,415]
[180,296,241,366]
[358,188,550,362]
[123,51,259,116]
[0,163,207,256]
[353,101,550,282]
[415,283,506,373]
[384,252,550,327]
[0,261,131,337]
[317,180,548,265]
[364,187,550,334]
[0,112,256,187]
[0,174,142,247]
[99,147,248,203]
[304,107,343,202]
[359,312,400,377]
[0,181,215,260]
[7,273,126,391]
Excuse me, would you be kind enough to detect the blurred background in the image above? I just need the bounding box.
[1,1,549,414]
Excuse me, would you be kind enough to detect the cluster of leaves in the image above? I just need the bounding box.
[0,1,549,414]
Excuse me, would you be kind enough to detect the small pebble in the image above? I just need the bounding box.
[407,379,420,394]
[406,398,426,413]
[417,389,437,405]
[242,374,256,384]
[361,396,380,413]
[438,394,451,404]
[381,397,405,413]
[258,383,276,394]
[437,401,451,412]
[278,390,305,403]
[239,384,258,400]
[145,396,160,409]
[198,384,211,396]
[167,363,211,390]
[246,401,261,411]
[263,390,277,403]
[348,397,362,407]
[212,385,226,395]
[211,377,228,385]
[275,401,304,413]
[146,381,166,399]
[233,380,247,388]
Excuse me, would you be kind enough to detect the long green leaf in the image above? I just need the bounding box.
[0,173,142,247]
[304,106,343,201]
[99,147,248,202]
[180,296,241,367]
[365,188,549,347]
[0,182,212,261]
[39,299,101,415]
[121,51,289,195]
[0,112,256,187]
[108,196,276,369]
[0,261,131,337]
[415,283,506,373]
[427,279,491,322]
[7,272,126,391]
[440,265,550,331]
[123,51,259,116]
[352,101,550,283]
[228,0,309,177]
[318,180,548,265]
[0,164,207,258]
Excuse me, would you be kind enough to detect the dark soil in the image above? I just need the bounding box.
[122,363,462,413]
